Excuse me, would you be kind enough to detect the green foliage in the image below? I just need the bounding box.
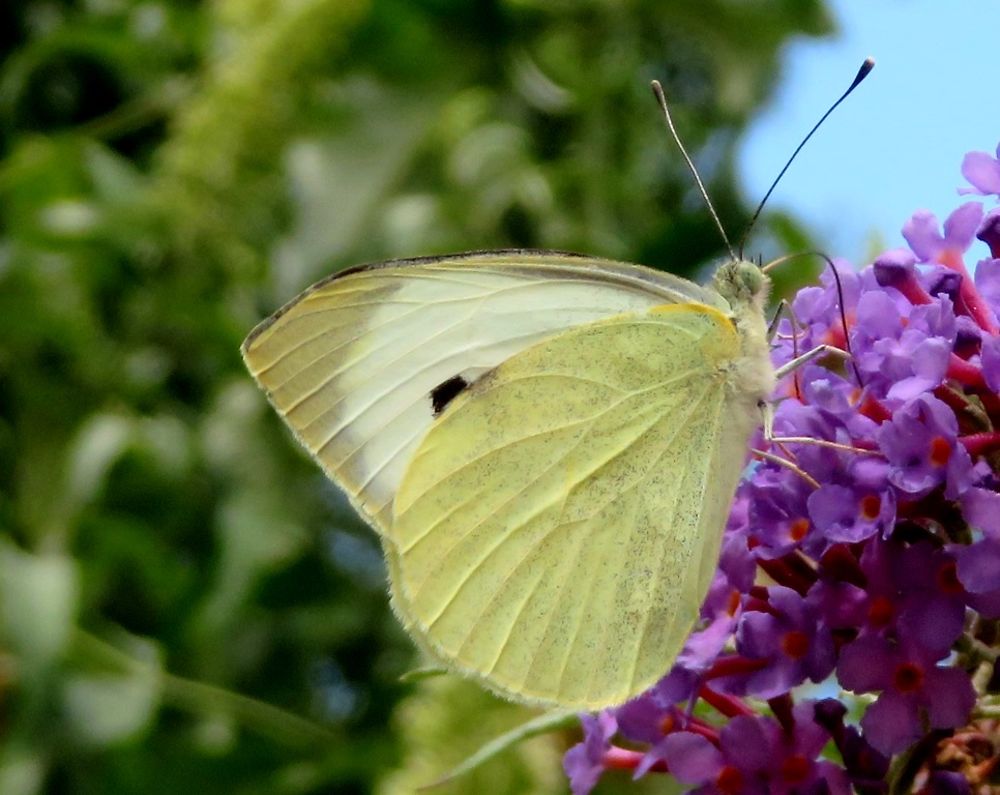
[378,678,568,795]
[0,0,830,791]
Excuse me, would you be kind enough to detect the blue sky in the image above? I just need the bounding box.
[738,0,999,265]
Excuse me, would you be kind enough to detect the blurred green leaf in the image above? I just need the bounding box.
[0,0,833,790]
[0,540,78,671]
[62,664,161,748]
[0,744,46,795]
[423,708,577,790]
[378,677,565,795]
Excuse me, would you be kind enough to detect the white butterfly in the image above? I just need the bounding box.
[242,249,775,708]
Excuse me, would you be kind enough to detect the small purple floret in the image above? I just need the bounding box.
[562,138,1000,795]
[960,142,1000,197]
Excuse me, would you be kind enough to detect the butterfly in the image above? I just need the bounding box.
[241,248,779,709]
[241,57,875,709]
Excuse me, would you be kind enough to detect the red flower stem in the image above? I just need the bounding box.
[894,275,934,306]
[982,391,1000,420]
[952,260,1000,334]
[822,320,850,350]
[936,380,1000,429]
[745,595,776,614]
[749,584,770,601]
[705,654,769,680]
[961,431,1000,457]
[604,746,667,773]
[819,544,866,587]
[934,384,975,416]
[755,557,813,595]
[767,693,795,734]
[788,550,819,582]
[685,718,720,744]
[699,684,755,718]
[946,353,987,388]
[858,394,892,423]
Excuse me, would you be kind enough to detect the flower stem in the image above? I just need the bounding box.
[71,628,338,745]
[886,731,949,795]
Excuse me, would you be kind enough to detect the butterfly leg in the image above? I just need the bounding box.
[772,344,849,381]
[750,446,820,488]
[759,398,874,456]
[762,346,879,459]
[766,299,789,342]
[765,259,863,388]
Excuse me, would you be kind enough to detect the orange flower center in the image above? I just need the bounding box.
[789,518,810,541]
[930,436,952,467]
[726,589,742,616]
[780,754,811,784]
[937,248,963,269]
[859,495,882,521]
[868,595,895,628]
[936,561,963,595]
[893,662,924,693]
[781,630,810,660]
[717,765,744,794]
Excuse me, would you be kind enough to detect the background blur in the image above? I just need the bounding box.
[0,1,840,793]
[740,0,1000,264]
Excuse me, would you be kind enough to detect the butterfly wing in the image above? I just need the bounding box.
[241,251,726,532]
[388,303,761,708]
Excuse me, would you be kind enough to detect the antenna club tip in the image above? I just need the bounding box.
[848,57,876,91]
[650,79,664,97]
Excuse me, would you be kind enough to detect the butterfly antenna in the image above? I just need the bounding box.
[651,80,737,262]
[737,57,875,259]
[825,257,865,388]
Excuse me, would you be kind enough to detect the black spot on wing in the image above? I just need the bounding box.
[431,375,469,416]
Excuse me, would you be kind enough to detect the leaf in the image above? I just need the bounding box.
[0,540,78,671]
[0,745,46,795]
[420,709,578,790]
[62,671,161,747]
[61,631,162,747]
[63,413,133,511]
[398,666,449,684]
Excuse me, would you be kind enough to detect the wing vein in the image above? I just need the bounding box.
[397,369,703,536]
[571,382,717,703]
[415,377,706,640]
[398,387,678,557]
[622,385,725,698]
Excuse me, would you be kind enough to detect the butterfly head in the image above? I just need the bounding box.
[712,259,771,315]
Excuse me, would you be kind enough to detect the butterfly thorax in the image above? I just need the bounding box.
[711,259,775,403]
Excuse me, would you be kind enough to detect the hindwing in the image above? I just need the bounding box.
[387,304,760,707]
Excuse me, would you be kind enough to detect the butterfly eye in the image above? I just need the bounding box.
[713,260,768,305]
[737,263,766,296]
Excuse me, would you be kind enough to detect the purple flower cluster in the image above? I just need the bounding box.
[565,143,1000,793]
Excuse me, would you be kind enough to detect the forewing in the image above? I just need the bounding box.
[241,251,724,532]
[390,304,760,708]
